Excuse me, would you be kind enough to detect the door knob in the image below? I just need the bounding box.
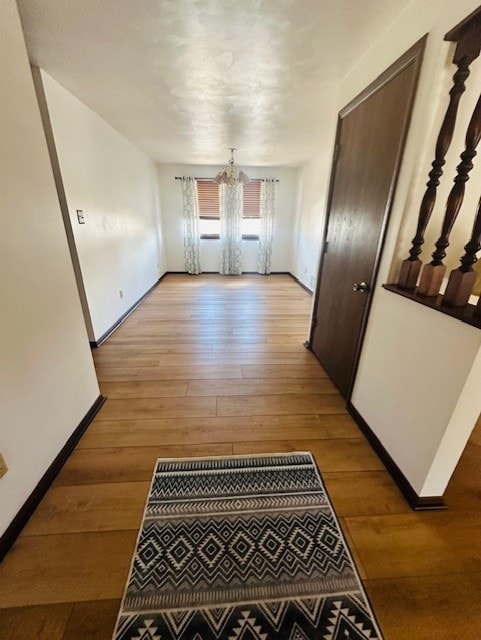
[353,281,369,293]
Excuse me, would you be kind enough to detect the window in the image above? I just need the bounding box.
[242,180,261,239]
[197,178,261,239]
[197,179,220,239]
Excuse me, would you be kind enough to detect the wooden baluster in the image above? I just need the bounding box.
[398,13,481,290]
[417,93,481,296]
[398,64,471,289]
[443,196,481,306]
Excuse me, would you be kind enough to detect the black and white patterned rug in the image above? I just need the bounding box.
[113,453,383,639]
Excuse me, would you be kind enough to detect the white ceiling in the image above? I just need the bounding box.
[16,0,411,167]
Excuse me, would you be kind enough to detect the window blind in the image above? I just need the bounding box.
[196,179,219,218]
[243,180,261,218]
[196,178,262,219]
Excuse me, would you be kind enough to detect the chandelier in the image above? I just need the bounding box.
[215,148,250,186]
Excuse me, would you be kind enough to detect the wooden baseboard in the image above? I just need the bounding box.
[0,395,106,563]
[90,276,165,347]
[288,273,314,294]
[347,401,446,510]
[164,271,294,276]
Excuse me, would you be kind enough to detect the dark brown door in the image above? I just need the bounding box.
[310,39,425,398]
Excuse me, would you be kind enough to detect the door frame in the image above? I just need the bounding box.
[308,36,427,400]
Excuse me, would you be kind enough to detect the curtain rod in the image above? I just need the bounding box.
[174,176,279,182]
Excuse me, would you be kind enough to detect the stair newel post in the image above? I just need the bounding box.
[398,16,481,290]
[443,196,481,306]
[417,92,481,297]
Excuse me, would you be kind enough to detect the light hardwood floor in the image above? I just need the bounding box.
[1,273,480,639]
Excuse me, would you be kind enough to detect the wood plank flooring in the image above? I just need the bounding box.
[0,273,480,639]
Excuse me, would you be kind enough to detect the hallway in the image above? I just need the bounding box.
[0,274,481,639]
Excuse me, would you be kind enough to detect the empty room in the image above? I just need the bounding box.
[2,1,481,639]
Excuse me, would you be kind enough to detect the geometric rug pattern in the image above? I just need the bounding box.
[113,453,383,639]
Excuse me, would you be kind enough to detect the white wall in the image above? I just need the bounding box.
[39,71,166,342]
[353,294,481,495]
[343,0,481,496]
[0,0,100,537]
[156,164,299,274]
[290,152,336,291]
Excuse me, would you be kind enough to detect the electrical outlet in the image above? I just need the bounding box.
[119,290,123,299]
[0,454,8,479]
[76,209,85,224]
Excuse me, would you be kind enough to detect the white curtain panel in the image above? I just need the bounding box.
[258,179,277,274]
[180,176,202,275]
[220,183,243,275]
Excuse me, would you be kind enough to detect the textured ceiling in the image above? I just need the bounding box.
[16,0,411,166]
